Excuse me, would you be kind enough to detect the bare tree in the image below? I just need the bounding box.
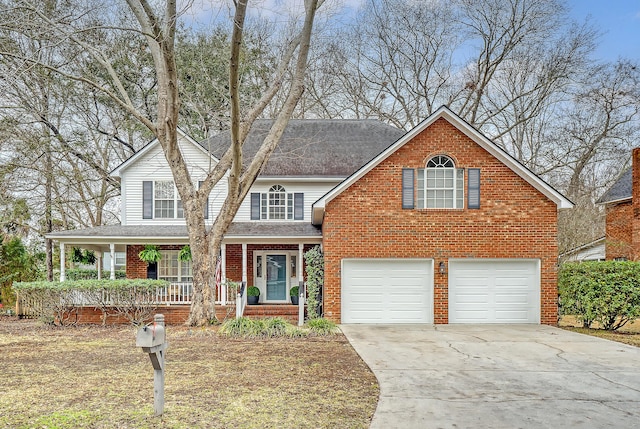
[1,0,322,325]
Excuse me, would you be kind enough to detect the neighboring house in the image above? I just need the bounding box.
[560,237,606,263]
[47,106,572,325]
[597,149,638,261]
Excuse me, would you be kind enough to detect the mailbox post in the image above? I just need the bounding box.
[136,313,168,416]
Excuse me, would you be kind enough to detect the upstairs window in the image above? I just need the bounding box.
[420,156,464,209]
[251,186,304,220]
[142,181,183,219]
[403,158,480,211]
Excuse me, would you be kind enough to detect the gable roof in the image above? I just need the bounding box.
[202,119,406,177]
[312,106,574,225]
[597,168,631,204]
[110,128,217,177]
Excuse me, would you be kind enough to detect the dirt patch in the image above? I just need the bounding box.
[559,315,640,348]
[0,317,379,429]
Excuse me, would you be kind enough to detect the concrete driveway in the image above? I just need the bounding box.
[340,324,640,429]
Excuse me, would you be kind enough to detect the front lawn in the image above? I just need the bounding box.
[0,317,378,429]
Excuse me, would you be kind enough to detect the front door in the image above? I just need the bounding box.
[266,254,287,301]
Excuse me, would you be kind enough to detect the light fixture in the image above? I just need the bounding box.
[439,261,447,274]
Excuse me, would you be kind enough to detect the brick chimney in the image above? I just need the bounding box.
[633,148,640,260]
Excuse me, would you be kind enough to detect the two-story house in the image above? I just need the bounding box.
[48,106,573,325]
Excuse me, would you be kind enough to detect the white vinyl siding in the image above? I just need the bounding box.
[120,138,224,225]
[120,137,337,226]
[236,181,339,222]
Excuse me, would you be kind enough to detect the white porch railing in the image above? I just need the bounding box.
[236,282,247,318]
[155,281,238,305]
[68,282,238,306]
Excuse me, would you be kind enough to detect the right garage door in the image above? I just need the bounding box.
[448,259,540,323]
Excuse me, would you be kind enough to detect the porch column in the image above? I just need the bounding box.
[97,253,102,280]
[109,243,116,280]
[221,243,226,305]
[242,243,247,286]
[60,242,66,282]
[298,243,305,326]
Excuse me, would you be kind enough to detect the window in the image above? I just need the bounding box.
[158,250,192,282]
[153,181,183,219]
[417,155,464,209]
[251,186,304,220]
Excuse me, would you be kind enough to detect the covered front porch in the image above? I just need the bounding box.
[46,223,322,324]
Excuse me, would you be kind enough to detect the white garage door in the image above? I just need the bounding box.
[342,259,433,324]
[448,259,540,324]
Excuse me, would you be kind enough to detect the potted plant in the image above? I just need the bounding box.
[247,286,260,305]
[178,245,192,262]
[138,245,162,264]
[290,286,300,305]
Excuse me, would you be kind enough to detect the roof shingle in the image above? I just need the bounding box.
[202,119,406,177]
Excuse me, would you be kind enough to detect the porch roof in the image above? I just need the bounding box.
[46,222,322,251]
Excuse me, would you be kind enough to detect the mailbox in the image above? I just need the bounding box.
[136,314,167,416]
[136,323,165,348]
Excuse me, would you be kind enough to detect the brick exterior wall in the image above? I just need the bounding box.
[128,243,316,283]
[224,244,316,285]
[71,305,230,325]
[126,244,187,279]
[322,118,559,325]
[605,147,640,261]
[605,201,633,260]
[633,147,640,260]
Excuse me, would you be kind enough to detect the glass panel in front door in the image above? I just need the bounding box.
[266,255,287,300]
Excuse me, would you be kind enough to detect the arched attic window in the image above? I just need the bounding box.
[417,155,464,209]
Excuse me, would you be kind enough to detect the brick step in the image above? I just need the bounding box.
[243,304,303,323]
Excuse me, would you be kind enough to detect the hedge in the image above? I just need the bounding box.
[60,269,127,281]
[559,261,640,330]
[13,279,169,326]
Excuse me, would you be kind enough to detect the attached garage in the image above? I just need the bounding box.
[342,259,433,323]
[448,259,540,324]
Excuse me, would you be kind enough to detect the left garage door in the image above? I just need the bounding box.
[341,259,433,324]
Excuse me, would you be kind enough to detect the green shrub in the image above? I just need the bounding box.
[559,261,640,330]
[304,245,323,319]
[247,286,260,297]
[307,318,337,335]
[261,317,289,337]
[289,286,299,297]
[62,269,126,281]
[13,279,168,326]
[219,317,265,338]
[219,316,340,338]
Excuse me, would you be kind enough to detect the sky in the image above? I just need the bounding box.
[566,0,640,61]
[179,0,640,62]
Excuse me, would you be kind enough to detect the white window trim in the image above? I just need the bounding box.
[154,181,183,219]
[260,185,296,221]
[419,156,464,209]
[158,250,192,282]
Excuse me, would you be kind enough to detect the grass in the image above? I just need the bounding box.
[559,315,640,348]
[0,317,378,429]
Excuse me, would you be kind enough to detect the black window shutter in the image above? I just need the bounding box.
[294,193,304,220]
[468,168,480,209]
[250,193,260,220]
[143,181,153,219]
[402,168,415,209]
[199,181,209,219]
